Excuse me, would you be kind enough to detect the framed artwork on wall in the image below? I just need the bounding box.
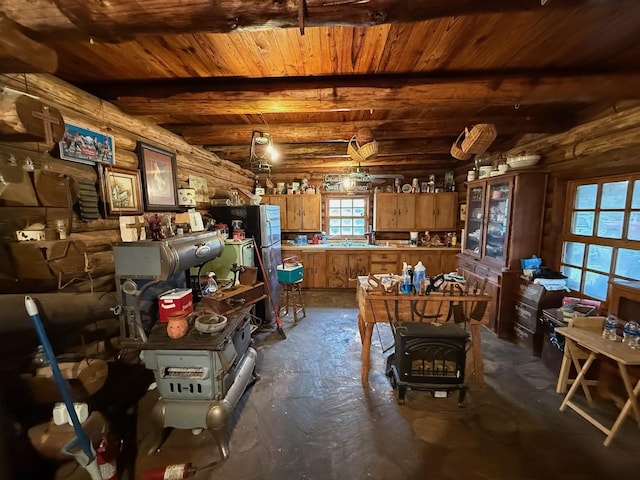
[59,121,115,165]
[103,166,143,216]
[137,142,179,211]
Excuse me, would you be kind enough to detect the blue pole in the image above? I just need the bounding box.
[24,296,95,462]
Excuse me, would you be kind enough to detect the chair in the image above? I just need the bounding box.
[280,279,306,322]
[555,316,605,396]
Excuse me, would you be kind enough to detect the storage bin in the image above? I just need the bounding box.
[277,263,303,283]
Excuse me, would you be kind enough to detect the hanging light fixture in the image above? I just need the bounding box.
[250,130,278,173]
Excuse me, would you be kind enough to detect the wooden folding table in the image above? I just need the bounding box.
[556,326,640,446]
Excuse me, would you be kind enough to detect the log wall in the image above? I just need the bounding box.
[506,101,640,270]
[0,74,255,298]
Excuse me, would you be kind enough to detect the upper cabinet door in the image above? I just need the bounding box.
[396,194,417,230]
[374,193,399,231]
[482,178,513,267]
[464,184,486,258]
[415,194,436,229]
[434,193,457,230]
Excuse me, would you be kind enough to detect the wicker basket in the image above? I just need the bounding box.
[347,135,378,162]
[450,131,472,160]
[461,124,497,154]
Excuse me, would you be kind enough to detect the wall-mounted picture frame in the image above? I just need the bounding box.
[59,121,115,165]
[137,142,179,211]
[104,166,143,216]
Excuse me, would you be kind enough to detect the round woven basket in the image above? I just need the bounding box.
[347,135,378,162]
[451,131,472,160]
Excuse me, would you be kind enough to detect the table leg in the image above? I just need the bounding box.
[604,364,640,446]
[560,351,597,412]
[567,341,595,406]
[357,312,365,345]
[470,323,484,385]
[361,321,374,384]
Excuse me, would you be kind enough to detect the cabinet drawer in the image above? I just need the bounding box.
[514,301,538,332]
[513,323,535,351]
[457,255,476,273]
[516,281,545,307]
[370,263,396,274]
[370,253,398,263]
[474,264,500,284]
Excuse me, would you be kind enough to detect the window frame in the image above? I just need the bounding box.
[560,173,640,303]
[323,193,371,239]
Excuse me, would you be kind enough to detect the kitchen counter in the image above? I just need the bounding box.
[282,244,460,252]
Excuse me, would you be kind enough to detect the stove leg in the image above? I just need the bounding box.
[457,388,467,407]
[147,400,171,455]
[206,403,231,460]
[397,385,407,404]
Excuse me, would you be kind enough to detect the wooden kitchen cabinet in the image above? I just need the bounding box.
[326,252,369,288]
[299,251,327,288]
[373,193,416,231]
[369,251,399,275]
[286,194,321,231]
[261,194,287,226]
[458,170,548,337]
[414,193,457,230]
[282,249,326,288]
[374,193,456,231]
[261,194,321,231]
[406,251,442,276]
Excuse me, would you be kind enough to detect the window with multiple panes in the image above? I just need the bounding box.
[326,196,368,238]
[560,175,640,301]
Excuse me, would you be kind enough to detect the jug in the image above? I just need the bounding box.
[410,231,419,246]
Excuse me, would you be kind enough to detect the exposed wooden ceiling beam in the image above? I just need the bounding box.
[187,114,572,145]
[104,73,640,117]
[206,138,509,163]
[0,13,57,73]
[0,0,599,42]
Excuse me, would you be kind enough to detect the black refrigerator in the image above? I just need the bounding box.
[210,205,282,324]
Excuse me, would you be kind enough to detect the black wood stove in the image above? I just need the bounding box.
[386,322,468,405]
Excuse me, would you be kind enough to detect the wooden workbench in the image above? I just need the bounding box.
[356,276,491,385]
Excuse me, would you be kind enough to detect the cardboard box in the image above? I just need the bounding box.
[158,289,193,322]
[277,263,303,284]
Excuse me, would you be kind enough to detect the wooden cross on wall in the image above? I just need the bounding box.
[125,216,146,241]
[32,105,60,145]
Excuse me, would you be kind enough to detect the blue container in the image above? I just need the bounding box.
[277,264,303,283]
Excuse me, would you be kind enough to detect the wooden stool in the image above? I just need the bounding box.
[279,280,306,322]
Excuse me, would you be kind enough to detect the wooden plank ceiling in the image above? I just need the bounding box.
[2,0,640,182]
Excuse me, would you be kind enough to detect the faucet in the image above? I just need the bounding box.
[365,226,376,245]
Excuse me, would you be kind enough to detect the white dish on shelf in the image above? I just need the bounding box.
[506,154,540,169]
[401,183,412,193]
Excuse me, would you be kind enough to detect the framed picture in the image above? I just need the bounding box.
[137,142,179,211]
[59,121,115,165]
[104,166,143,216]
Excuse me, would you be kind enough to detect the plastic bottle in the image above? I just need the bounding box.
[622,320,640,349]
[204,272,218,296]
[32,345,49,367]
[413,261,425,294]
[400,262,412,294]
[603,315,618,341]
[451,232,457,247]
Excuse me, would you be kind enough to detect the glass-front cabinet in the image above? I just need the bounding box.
[484,180,511,264]
[464,184,486,258]
[463,178,513,267]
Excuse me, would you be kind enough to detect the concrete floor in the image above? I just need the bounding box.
[132,289,640,480]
